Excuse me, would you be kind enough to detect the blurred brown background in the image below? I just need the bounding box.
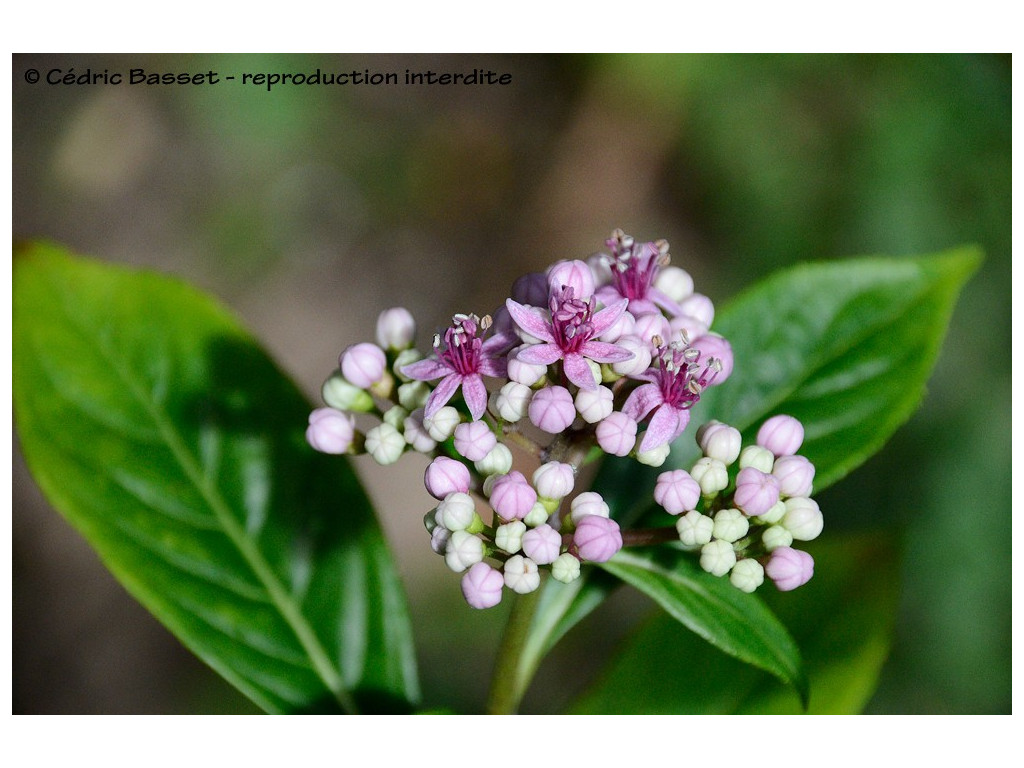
[12,53,1011,713]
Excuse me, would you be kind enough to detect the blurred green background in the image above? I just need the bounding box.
[12,53,1010,713]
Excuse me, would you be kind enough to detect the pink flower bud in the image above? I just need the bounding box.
[772,454,815,497]
[532,462,575,500]
[339,342,386,389]
[522,524,562,565]
[632,312,670,347]
[757,414,805,457]
[597,308,635,343]
[678,293,715,328]
[511,272,550,306]
[733,466,781,516]
[306,408,355,454]
[572,515,622,563]
[698,422,742,464]
[596,411,638,456]
[689,333,733,385]
[461,562,504,609]
[375,307,416,350]
[765,546,814,591]
[547,259,595,299]
[424,456,471,500]
[453,420,497,462]
[489,471,538,521]
[528,385,576,434]
[654,469,701,515]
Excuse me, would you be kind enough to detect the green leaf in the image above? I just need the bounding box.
[573,533,900,713]
[600,548,807,703]
[520,248,980,705]
[13,242,419,714]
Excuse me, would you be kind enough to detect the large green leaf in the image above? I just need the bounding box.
[13,242,419,714]
[518,248,980,708]
[573,533,900,713]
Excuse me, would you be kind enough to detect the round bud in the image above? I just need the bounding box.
[782,497,824,541]
[569,491,610,525]
[690,457,730,496]
[574,385,614,424]
[507,346,548,386]
[375,307,416,351]
[572,516,622,563]
[757,414,805,457]
[533,462,575,501]
[392,349,422,383]
[654,469,701,515]
[676,510,714,547]
[436,492,477,532]
[340,342,387,389]
[713,508,750,543]
[730,558,765,593]
[474,443,513,477]
[397,381,430,411]
[522,524,562,565]
[424,405,460,441]
[547,259,595,299]
[424,456,471,500]
[523,502,550,527]
[492,381,532,422]
[632,312,670,347]
[699,422,742,464]
[364,423,405,465]
[528,386,576,434]
[610,335,652,377]
[551,552,582,584]
[678,293,715,328]
[595,411,638,457]
[321,371,374,412]
[402,409,437,453]
[761,525,794,552]
[503,555,542,594]
[772,455,815,498]
[444,530,485,573]
[636,438,671,467]
[489,471,538,521]
[700,539,737,577]
[461,562,504,609]
[765,547,814,591]
[739,444,776,473]
[306,408,355,454]
[453,420,497,462]
[654,266,694,303]
[733,467,781,516]
[494,521,527,555]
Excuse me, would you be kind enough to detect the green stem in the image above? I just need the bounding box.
[486,587,542,714]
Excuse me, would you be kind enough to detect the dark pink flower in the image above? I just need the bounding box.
[400,314,508,421]
[594,231,683,317]
[623,340,723,453]
[505,286,633,390]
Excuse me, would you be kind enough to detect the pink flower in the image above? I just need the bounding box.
[623,340,723,453]
[594,232,683,317]
[506,286,633,391]
[400,313,509,421]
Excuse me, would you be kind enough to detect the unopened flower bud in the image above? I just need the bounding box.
[340,342,387,389]
[375,307,416,351]
[782,497,824,541]
[494,521,527,554]
[689,333,733,385]
[569,491,610,525]
[397,381,430,411]
[424,456,471,499]
[730,558,765,593]
[699,422,742,464]
[690,457,730,496]
[632,313,671,347]
[511,271,550,306]
[596,411,638,457]
[529,385,576,434]
[306,408,356,454]
[424,405,460,441]
[445,530,485,573]
[437,492,477,532]
[490,471,538,521]
[364,423,405,465]
[522,524,562,564]
[654,469,701,515]
[700,539,737,577]
[765,547,814,591]
[676,510,714,547]
[533,462,575,500]
[636,437,671,467]
[547,259,595,299]
[572,516,622,563]
[760,499,788,525]
[383,404,408,430]
[402,409,437,453]
[598,308,635,343]
[503,555,542,594]
[678,293,715,329]
[429,526,451,555]
[757,414,805,457]
[507,346,548,386]
[392,349,422,383]
[713,508,749,543]
[453,420,497,462]
[491,381,532,422]
[733,467,781,516]
[772,455,815,498]
[739,444,775,473]
[574,385,614,424]
[461,562,504,609]
[523,502,550,527]
[321,371,374,412]
[761,524,794,551]
[653,266,694,303]
[610,335,652,377]
[551,552,582,583]
[474,443,513,477]
[423,509,438,533]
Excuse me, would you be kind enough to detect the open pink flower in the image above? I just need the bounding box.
[505,287,633,390]
[623,339,723,453]
[400,314,508,421]
[594,231,683,317]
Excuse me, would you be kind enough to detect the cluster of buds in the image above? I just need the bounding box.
[307,229,740,608]
[651,414,821,592]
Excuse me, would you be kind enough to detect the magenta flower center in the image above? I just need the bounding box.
[608,240,662,302]
[437,314,485,376]
[548,287,598,354]
[654,341,722,410]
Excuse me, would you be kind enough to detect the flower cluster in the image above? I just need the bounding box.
[306,229,737,608]
[657,414,821,592]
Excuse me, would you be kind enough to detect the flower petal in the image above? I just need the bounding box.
[424,373,463,419]
[401,357,453,382]
[649,288,683,318]
[563,353,597,390]
[589,298,629,336]
[581,340,634,364]
[505,299,556,343]
[460,374,488,421]
[622,383,663,421]
[639,404,680,453]
[516,343,563,366]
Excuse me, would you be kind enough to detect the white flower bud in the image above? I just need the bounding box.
[491,381,532,422]
[533,461,576,500]
[375,307,416,351]
[690,457,729,495]
[654,266,694,303]
[321,370,374,412]
[383,405,409,430]
[739,444,776,473]
[481,473,500,498]
[729,558,765,593]
[474,442,513,477]
[713,508,749,543]
[402,409,437,453]
[699,423,742,465]
[507,346,548,386]
[424,405,460,441]
[700,539,737,577]
[494,521,527,554]
[782,497,824,541]
[364,423,405,465]
[574,385,614,424]
[444,530,485,573]
[437,492,477,532]
[523,502,550,527]
[569,491,610,525]
[503,555,541,594]
[397,381,430,411]
[636,437,671,467]
[430,525,451,555]
[551,552,582,583]
[676,510,714,547]
[760,499,788,525]
[611,335,652,377]
[761,525,794,551]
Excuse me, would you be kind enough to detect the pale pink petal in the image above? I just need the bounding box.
[639,404,680,453]
[482,330,517,358]
[516,343,563,366]
[594,285,623,307]
[424,373,463,419]
[505,299,556,343]
[563,353,598,390]
[460,374,489,421]
[589,298,629,336]
[401,358,453,382]
[622,383,663,421]
[649,288,683,317]
[478,355,508,378]
[580,340,634,364]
